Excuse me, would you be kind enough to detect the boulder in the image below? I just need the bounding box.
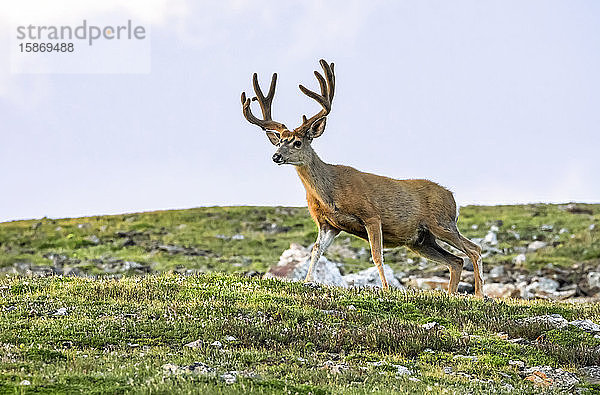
[483,283,519,298]
[343,265,404,289]
[527,241,547,252]
[264,244,346,287]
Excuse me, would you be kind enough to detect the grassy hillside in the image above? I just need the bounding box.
[1,203,599,277]
[1,273,600,394]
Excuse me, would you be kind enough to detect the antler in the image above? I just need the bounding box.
[294,59,335,136]
[241,73,288,132]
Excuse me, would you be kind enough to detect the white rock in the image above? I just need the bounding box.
[264,244,346,287]
[483,231,498,246]
[20,380,31,386]
[53,307,68,316]
[570,319,600,333]
[516,314,568,329]
[559,228,569,234]
[220,373,237,384]
[396,366,412,376]
[210,341,223,348]
[513,253,527,265]
[422,322,443,330]
[483,283,518,298]
[184,339,203,348]
[489,265,505,279]
[343,265,404,289]
[527,241,548,252]
[588,272,600,289]
[224,336,237,342]
[231,234,245,240]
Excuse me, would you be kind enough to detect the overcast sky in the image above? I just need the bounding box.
[1,1,599,222]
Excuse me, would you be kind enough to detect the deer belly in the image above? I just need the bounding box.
[325,212,364,236]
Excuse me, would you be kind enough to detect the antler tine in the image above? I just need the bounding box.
[294,59,336,136]
[241,72,287,132]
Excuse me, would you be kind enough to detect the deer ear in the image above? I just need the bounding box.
[265,131,281,145]
[308,117,327,139]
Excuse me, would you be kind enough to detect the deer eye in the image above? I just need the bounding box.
[293,140,302,148]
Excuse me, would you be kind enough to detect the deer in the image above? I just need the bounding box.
[241,59,484,297]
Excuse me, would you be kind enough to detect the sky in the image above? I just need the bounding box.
[1,1,599,222]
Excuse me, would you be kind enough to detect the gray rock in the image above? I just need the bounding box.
[396,366,412,376]
[527,241,547,252]
[483,283,519,298]
[489,265,505,279]
[343,265,404,289]
[264,244,346,287]
[523,366,579,389]
[184,339,203,348]
[20,380,31,386]
[588,272,600,290]
[512,253,527,265]
[569,319,600,333]
[483,231,498,246]
[516,314,568,329]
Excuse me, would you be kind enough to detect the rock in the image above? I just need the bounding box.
[367,360,387,367]
[163,362,215,376]
[457,281,474,294]
[77,223,91,229]
[516,314,568,329]
[588,272,600,290]
[321,360,349,374]
[540,224,554,232]
[513,253,527,265]
[343,265,404,289]
[483,283,519,298]
[523,366,579,389]
[396,366,412,376]
[579,366,600,384]
[20,380,31,386]
[523,278,560,299]
[569,319,600,333]
[422,322,443,330]
[347,305,356,311]
[559,228,569,234]
[224,335,237,342]
[220,373,237,384]
[184,339,203,348]
[560,203,593,215]
[488,265,505,279]
[210,341,223,348]
[483,230,498,246]
[407,276,449,291]
[86,235,100,244]
[264,244,346,287]
[527,241,547,252]
[53,307,68,316]
[231,234,245,240]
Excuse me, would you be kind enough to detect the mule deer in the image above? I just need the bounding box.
[241,59,483,297]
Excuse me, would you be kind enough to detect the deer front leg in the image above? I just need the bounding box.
[305,224,340,282]
[365,220,389,291]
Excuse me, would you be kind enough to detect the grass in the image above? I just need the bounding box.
[2,273,600,394]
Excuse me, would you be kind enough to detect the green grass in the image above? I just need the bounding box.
[2,273,600,394]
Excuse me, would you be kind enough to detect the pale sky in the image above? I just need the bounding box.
[1,1,599,222]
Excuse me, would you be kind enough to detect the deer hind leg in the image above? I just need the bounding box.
[430,225,484,298]
[305,224,340,282]
[365,220,389,291]
[410,230,464,294]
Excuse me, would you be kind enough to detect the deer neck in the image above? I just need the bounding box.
[294,148,335,207]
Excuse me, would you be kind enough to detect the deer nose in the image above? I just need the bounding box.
[272,153,284,163]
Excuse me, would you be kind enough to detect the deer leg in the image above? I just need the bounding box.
[305,225,340,282]
[430,226,484,298]
[365,220,389,291]
[410,238,464,294]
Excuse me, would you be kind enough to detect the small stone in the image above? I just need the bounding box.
[368,360,387,367]
[527,241,547,252]
[396,366,412,376]
[86,235,100,244]
[20,380,31,386]
[53,307,68,316]
[516,314,568,329]
[559,228,569,234]
[422,322,442,330]
[220,372,237,384]
[540,224,554,232]
[224,336,237,342]
[210,341,223,348]
[483,231,498,246]
[184,339,203,348]
[231,234,245,240]
[483,283,519,298]
[443,366,453,374]
[347,304,356,311]
[513,253,527,265]
[489,265,505,279]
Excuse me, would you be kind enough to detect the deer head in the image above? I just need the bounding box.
[241,59,335,166]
